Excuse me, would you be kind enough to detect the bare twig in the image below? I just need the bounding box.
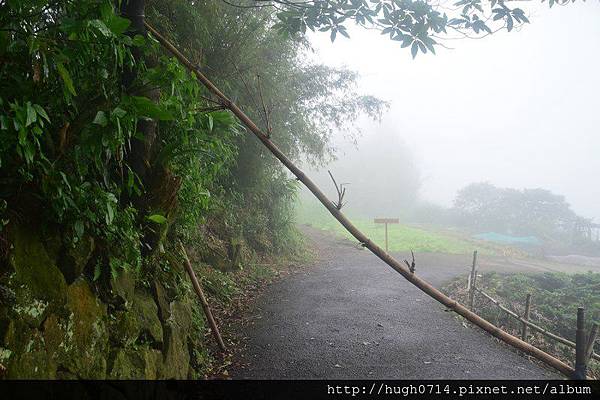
[328,170,347,210]
[256,73,272,137]
[201,95,223,106]
[404,250,416,273]
[193,105,227,114]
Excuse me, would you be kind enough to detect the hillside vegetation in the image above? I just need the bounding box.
[443,271,600,378]
[0,0,383,378]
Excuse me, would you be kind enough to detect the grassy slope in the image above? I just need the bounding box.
[295,198,507,255]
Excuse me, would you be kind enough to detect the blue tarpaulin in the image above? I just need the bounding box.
[474,232,542,245]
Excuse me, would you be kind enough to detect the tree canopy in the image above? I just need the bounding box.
[453,182,578,237]
[224,0,579,57]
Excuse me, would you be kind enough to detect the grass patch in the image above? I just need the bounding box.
[295,198,501,255]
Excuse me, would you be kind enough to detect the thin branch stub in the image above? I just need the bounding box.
[328,170,347,210]
[404,250,416,273]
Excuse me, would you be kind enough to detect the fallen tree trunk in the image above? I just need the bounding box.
[145,22,575,378]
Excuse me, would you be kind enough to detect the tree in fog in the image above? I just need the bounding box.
[453,182,577,237]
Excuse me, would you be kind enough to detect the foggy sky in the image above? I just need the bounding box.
[307,3,600,221]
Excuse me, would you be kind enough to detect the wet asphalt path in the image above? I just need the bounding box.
[231,226,559,379]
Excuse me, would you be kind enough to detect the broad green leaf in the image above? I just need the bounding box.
[74,220,84,238]
[147,214,167,224]
[106,15,131,36]
[132,34,145,47]
[89,19,112,37]
[56,62,76,96]
[111,107,127,118]
[22,141,34,163]
[93,263,101,281]
[93,111,108,127]
[424,39,436,55]
[129,96,174,120]
[506,15,514,32]
[127,168,134,189]
[32,104,50,122]
[411,41,418,59]
[25,102,36,127]
[18,127,26,144]
[106,202,114,224]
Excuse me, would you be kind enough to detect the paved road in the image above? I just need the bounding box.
[231,226,560,379]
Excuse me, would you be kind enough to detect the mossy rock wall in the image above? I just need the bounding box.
[0,224,207,379]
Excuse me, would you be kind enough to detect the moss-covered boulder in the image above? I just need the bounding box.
[159,299,195,379]
[169,300,193,333]
[43,313,64,365]
[110,270,136,308]
[108,288,166,349]
[108,347,162,379]
[161,322,190,379]
[4,320,56,378]
[9,226,67,305]
[60,235,95,284]
[11,281,49,329]
[59,279,108,378]
[131,290,163,346]
[152,281,170,323]
[110,310,139,348]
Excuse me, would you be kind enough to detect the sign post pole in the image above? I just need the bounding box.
[385,222,389,252]
[374,218,399,253]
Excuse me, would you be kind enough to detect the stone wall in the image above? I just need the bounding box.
[0,225,206,379]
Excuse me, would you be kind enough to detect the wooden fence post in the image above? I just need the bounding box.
[585,323,598,364]
[468,250,478,310]
[573,307,587,380]
[522,293,532,341]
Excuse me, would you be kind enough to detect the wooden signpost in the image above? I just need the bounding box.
[374,218,399,252]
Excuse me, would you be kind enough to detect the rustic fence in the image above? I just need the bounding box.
[466,250,599,379]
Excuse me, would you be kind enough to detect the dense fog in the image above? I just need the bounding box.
[303,3,600,253]
[298,2,600,256]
